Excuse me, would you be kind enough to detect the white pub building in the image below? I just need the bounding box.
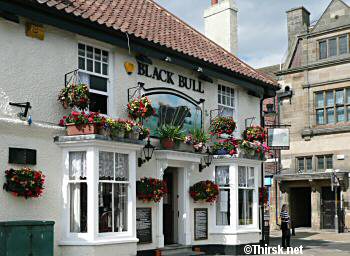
[0,0,278,255]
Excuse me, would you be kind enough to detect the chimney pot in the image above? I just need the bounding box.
[211,0,218,5]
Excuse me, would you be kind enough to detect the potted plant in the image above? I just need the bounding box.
[3,168,45,199]
[189,180,219,203]
[157,125,184,150]
[127,96,156,122]
[59,111,102,135]
[212,138,238,156]
[184,128,209,152]
[108,119,126,139]
[58,83,90,110]
[136,177,168,203]
[209,116,236,137]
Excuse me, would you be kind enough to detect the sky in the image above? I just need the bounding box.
[155,0,344,68]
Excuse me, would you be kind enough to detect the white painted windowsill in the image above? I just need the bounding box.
[59,237,139,246]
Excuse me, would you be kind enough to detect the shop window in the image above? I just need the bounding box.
[98,152,129,233]
[215,166,230,226]
[238,166,255,226]
[69,151,88,233]
[315,88,350,125]
[78,43,109,114]
[218,84,235,117]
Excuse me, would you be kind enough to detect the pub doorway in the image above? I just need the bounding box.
[163,167,179,245]
[289,187,311,227]
[321,187,340,229]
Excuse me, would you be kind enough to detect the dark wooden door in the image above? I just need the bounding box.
[163,171,174,245]
[321,187,340,229]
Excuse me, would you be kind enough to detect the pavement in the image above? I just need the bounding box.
[264,228,350,255]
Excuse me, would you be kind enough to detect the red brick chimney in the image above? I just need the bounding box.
[211,0,218,5]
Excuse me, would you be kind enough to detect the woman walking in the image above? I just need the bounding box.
[280,204,291,249]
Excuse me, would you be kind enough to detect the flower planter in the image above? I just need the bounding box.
[66,123,97,136]
[161,138,175,150]
[99,128,110,137]
[129,131,140,140]
[111,130,125,139]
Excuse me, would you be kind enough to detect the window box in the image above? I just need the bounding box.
[66,123,97,136]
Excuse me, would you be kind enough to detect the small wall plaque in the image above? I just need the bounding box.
[25,22,44,41]
[9,148,37,165]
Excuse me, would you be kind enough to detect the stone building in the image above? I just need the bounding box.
[276,0,350,231]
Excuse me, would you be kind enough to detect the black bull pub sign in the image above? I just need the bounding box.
[137,62,205,94]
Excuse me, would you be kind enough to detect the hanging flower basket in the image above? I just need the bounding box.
[58,83,90,110]
[209,116,236,137]
[3,168,45,199]
[242,126,266,143]
[59,111,104,136]
[137,177,168,203]
[239,126,270,160]
[189,180,219,203]
[259,187,268,205]
[127,96,156,121]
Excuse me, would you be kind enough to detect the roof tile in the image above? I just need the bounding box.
[31,0,277,88]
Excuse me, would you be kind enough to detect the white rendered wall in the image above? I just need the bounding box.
[204,0,238,55]
[0,15,262,255]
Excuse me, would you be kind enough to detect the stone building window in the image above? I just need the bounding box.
[78,43,110,114]
[297,156,313,173]
[316,155,333,171]
[315,88,350,125]
[318,34,349,60]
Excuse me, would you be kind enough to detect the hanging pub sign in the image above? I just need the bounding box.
[137,62,205,94]
[194,208,208,240]
[267,128,290,150]
[136,208,152,244]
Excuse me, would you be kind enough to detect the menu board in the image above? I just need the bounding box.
[136,208,152,244]
[194,208,208,240]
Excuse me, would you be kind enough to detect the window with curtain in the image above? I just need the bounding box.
[98,151,129,233]
[78,43,109,114]
[238,166,254,226]
[215,166,230,226]
[69,151,88,233]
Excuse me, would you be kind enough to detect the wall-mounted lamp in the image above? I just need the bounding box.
[164,56,172,62]
[124,61,135,75]
[138,138,155,167]
[199,148,213,172]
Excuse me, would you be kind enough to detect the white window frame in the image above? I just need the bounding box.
[78,42,112,115]
[218,84,236,118]
[215,165,231,227]
[211,159,260,235]
[238,166,256,227]
[60,142,139,245]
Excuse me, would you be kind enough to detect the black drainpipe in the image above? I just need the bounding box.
[260,97,265,245]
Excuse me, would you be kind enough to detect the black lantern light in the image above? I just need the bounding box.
[199,147,213,172]
[138,138,155,167]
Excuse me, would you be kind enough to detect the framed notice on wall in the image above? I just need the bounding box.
[136,208,152,244]
[267,128,290,150]
[194,208,208,240]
